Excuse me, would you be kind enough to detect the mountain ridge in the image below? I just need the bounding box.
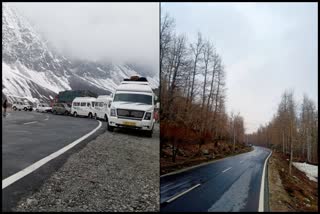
[2,4,159,103]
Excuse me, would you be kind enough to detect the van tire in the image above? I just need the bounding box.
[88,112,92,119]
[107,123,114,132]
[106,115,114,132]
[13,106,17,111]
[73,112,77,117]
[24,107,27,111]
[146,130,153,138]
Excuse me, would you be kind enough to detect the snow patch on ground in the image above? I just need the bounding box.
[293,162,318,182]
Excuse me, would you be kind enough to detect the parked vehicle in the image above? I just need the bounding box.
[12,101,33,111]
[93,95,113,120]
[52,103,71,115]
[107,76,156,137]
[35,103,52,113]
[71,97,97,118]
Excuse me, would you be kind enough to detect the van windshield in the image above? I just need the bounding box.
[113,93,152,105]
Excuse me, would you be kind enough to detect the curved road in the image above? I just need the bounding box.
[160,146,271,212]
[2,111,105,211]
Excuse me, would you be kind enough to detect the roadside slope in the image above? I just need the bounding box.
[14,125,160,212]
[268,151,318,212]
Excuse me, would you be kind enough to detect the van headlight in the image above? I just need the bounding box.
[110,108,116,117]
[144,112,152,120]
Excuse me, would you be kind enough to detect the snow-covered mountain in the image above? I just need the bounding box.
[2,4,159,103]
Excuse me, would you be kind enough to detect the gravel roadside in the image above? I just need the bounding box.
[14,124,160,212]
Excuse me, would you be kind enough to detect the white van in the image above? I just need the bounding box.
[93,95,113,120]
[71,97,97,118]
[107,76,156,137]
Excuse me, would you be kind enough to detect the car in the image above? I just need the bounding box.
[12,101,33,111]
[107,76,157,137]
[92,95,113,120]
[71,97,96,118]
[35,103,52,113]
[52,103,71,115]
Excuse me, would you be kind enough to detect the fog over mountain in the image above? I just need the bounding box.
[2,3,159,103]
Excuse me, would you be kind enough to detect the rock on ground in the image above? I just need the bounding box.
[15,124,160,212]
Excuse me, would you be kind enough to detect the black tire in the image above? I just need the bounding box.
[24,107,27,111]
[106,115,114,132]
[146,130,153,138]
[73,112,77,117]
[13,106,17,111]
[107,123,114,132]
[94,113,97,120]
[88,112,93,119]
[64,110,69,115]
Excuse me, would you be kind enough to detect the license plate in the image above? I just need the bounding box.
[123,121,136,126]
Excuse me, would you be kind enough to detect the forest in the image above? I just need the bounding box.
[160,12,247,165]
[249,91,318,173]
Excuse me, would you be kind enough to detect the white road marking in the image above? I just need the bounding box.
[2,121,102,189]
[166,184,201,203]
[161,179,193,194]
[222,167,232,173]
[44,117,49,121]
[23,121,38,125]
[258,150,272,212]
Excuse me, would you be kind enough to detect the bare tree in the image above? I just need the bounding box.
[188,32,204,104]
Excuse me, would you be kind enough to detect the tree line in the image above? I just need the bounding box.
[160,12,245,162]
[249,90,318,174]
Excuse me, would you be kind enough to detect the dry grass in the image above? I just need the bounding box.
[268,151,318,212]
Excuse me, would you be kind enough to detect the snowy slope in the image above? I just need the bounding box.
[2,3,159,103]
[293,162,318,182]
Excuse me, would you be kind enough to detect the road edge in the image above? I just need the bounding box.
[160,146,255,178]
[258,149,272,212]
[2,120,102,189]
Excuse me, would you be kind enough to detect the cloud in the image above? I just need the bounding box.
[10,2,159,75]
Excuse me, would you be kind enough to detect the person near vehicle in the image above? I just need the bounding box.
[3,99,8,117]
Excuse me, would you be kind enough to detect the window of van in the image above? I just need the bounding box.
[81,102,86,106]
[100,102,104,107]
[113,93,152,105]
[87,103,90,107]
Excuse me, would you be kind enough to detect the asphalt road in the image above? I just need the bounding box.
[160,146,271,212]
[2,111,105,211]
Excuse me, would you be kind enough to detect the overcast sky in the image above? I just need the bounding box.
[10,3,159,75]
[162,2,318,133]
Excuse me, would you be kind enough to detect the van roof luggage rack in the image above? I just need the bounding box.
[123,76,148,82]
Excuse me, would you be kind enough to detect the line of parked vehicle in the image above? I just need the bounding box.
[11,76,159,137]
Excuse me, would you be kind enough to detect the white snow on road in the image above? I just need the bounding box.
[293,162,318,182]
